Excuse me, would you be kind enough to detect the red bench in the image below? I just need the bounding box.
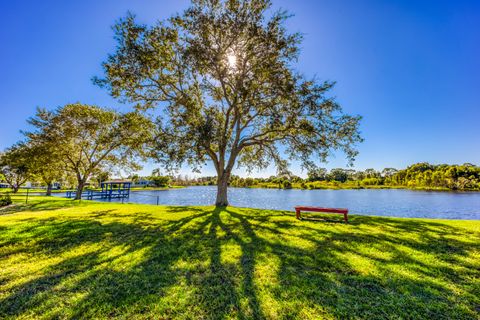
[295,206,349,222]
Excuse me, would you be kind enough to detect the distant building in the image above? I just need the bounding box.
[0,183,9,188]
[52,182,62,189]
[133,179,154,187]
[102,179,132,184]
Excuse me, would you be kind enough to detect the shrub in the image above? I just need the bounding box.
[0,193,12,207]
[150,176,170,187]
[361,178,381,186]
[282,180,292,189]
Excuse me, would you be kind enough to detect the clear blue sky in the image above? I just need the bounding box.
[1,0,479,177]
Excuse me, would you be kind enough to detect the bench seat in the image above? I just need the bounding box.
[294,206,349,222]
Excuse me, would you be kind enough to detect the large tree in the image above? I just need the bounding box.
[96,0,362,206]
[26,104,153,199]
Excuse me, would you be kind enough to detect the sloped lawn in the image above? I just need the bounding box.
[0,197,478,319]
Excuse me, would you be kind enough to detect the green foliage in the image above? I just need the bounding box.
[128,173,140,183]
[282,180,292,189]
[306,163,480,191]
[25,104,154,198]
[307,167,327,181]
[19,140,66,194]
[148,169,171,187]
[360,177,381,186]
[96,0,362,205]
[0,144,32,192]
[94,172,111,186]
[388,162,480,190]
[327,168,348,183]
[149,175,170,187]
[0,197,478,318]
[0,193,12,206]
[189,162,480,191]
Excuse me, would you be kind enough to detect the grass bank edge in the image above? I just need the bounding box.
[3,196,480,226]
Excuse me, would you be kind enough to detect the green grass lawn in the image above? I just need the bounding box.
[0,189,61,194]
[0,197,479,319]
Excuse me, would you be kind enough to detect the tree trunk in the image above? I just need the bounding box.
[215,172,230,207]
[12,186,19,193]
[75,180,85,200]
[46,183,53,196]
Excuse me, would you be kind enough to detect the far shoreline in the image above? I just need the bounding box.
[2,184,480,194]
[187,184,480,193]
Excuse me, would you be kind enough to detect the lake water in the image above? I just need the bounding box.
[87,186,480,220]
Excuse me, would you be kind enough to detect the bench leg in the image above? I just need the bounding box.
[296,209,301,219]
[344,213,348,223]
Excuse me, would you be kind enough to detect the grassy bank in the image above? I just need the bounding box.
[0,188,65,194]
[0,197,479,319]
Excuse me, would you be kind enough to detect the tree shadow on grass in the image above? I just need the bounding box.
[0,207,478,319]
[191,207,265,319]
[163,205,207,214]
[0,199,84,215]
[298,216,346,223]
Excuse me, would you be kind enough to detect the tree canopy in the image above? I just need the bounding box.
[0,143,31,193]
[96,0,362,206]
[21,139,65,195]
[26,104,153,199]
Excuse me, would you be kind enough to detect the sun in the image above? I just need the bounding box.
[226,52,237,70]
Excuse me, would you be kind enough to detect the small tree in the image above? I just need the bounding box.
[26,104,153,199]
[0,144,31,193]
[96,0,362,206]
[94,171,111,187]
[129,173,140,184]
[22,140,65,196]
[151,168,162,177]
[149,175,170,187]
[328,168,348,183]
[307,167,328,181]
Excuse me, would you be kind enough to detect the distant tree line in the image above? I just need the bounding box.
[179,163,480,191]
[304,163,480,190]
[384,163,480,190]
